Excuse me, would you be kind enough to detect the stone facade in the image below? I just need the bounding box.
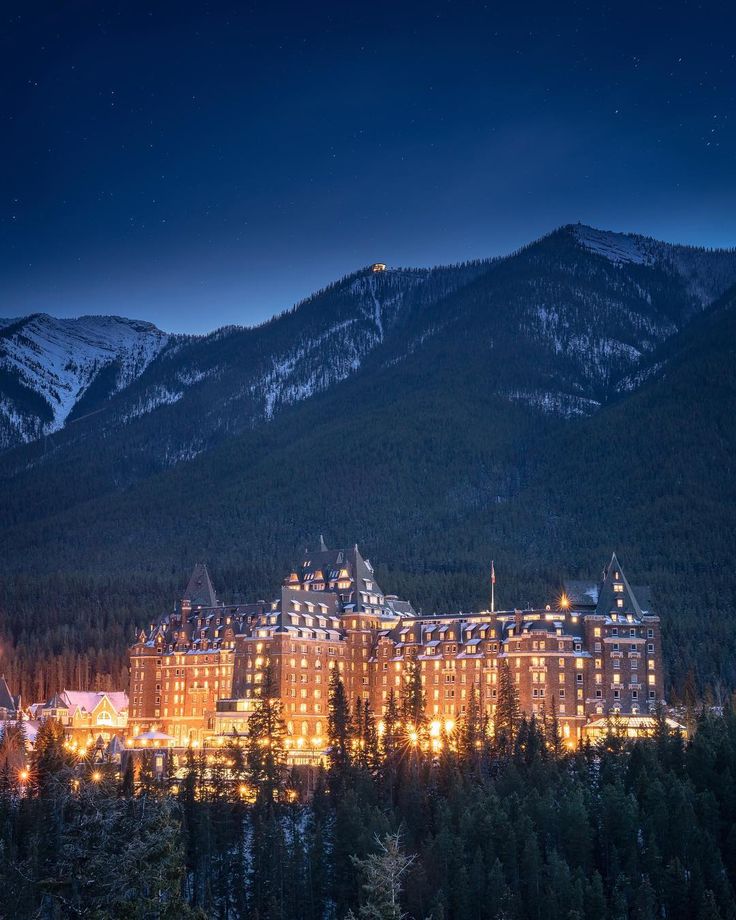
[129,546,665,753]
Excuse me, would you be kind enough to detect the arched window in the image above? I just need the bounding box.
[96,711,113,726]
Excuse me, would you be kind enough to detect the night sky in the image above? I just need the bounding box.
[2,1,734,334]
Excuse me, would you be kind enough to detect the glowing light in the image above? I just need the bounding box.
[91,771,102,783]
[18,768,29,783]
[408,731,419,745]
[377,721,386,736]
[444,719,455,734]
[559,594,570,610]
[239,784,249,797]
[429,720,441,738]
[125,738,134,748]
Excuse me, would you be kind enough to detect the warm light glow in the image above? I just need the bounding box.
[125,738,134,748]
[559,593,570,610]
[409,731,419,744]
[444,719,455,734]
[91,771,102,783]
[239,784,249,797]
[377,721,386,736]
[429,720,441,738]
[18,768,29,783]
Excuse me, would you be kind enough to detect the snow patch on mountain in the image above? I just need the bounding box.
[0,314,168,439]
[505,389,601,418]
[615,361,666,393]
[572,226,653,265]
[123,384,184,422]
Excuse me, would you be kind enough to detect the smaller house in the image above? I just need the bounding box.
[38,690,129,746]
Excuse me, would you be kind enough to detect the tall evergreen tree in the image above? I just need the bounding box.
[495,660,521,752]
[245,663,287,803]
[328,667,353,779]
[349,832,416,920]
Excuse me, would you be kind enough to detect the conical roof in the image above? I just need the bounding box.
[183,563,217,607]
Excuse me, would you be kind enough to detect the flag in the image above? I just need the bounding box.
[491,560,496,585]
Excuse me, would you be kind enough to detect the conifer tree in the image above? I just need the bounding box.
[362,699,380,772]
[328,667,353,779]
[400,657,426,747]
[349,832,416,920]
[31,717,75,796]
[458,682,484,762]
[495,660,521,752]
[245,663,286,803]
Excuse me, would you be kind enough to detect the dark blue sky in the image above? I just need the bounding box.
[2,0,734,333]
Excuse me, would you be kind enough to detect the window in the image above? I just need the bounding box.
[647,629,654,639]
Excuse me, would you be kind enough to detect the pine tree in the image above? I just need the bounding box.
[349,832,416,920]
[245,663,287,803]
[400,657,426,746]
[458,682,484,763]
[31,717,75,796]
[328,667,353,779]
[495,660,521,752]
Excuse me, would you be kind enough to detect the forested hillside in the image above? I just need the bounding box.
[0,225,735,703]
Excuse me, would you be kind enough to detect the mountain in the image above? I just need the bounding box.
[4,224,736,465]
[0,313,169,450]
[0,224,735,702]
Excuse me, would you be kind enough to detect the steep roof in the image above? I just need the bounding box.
[61,690,129,715]
[595,553,644,618]
[183,563,218,607]
[0,676,17,713]
[563,580,599,607]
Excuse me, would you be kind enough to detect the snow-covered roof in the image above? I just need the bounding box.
[61,690,128,715]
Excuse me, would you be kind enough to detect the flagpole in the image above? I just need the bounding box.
[491,560,495,613]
